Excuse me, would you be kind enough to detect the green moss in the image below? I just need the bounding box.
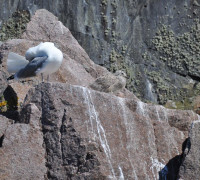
[0,10,30,41]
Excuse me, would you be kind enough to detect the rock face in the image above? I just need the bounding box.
[89,70,126,93]
[1,82,197,180]
[0,69,7,96]
[179,120,200,179]
[1,0,200,106]
[0,9,200,180]
[0,104,47,180]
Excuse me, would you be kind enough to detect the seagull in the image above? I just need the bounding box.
[7,42,63,81]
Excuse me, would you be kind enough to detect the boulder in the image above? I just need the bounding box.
[179,120,200,179]
[0,103,46,180]
[4,82,194,179]
[89,70,126,93]
[0,115,12,137]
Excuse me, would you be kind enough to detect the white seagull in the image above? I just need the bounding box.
[7,42,63,81]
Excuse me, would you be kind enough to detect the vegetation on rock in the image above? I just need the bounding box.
[0,10,30,41]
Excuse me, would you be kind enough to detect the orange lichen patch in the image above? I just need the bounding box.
[0,101,7,107]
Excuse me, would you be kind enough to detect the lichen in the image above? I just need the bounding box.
[0,10,30,41]
[107,47,137,93]
[152,20,200,78]
[147,71,171,104]
[101,0,108,6]
[0,96,7,112]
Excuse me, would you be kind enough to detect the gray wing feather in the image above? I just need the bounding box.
[16,56,48,78]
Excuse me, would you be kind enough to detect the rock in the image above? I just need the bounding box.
[7,82,195,179]
[0,103,47,180]
[89,70,126,93]
[179,120,200,179]
[9,82,32,105]
[0,115,12,137]
[192,95,200,114]
[165,100,177,109]
[0,69,7,96]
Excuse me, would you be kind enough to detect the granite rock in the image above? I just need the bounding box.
[179,120,200,179]
[10,82,197,179]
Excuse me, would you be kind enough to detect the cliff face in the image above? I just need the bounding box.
[1,0,200,107]
[0,9,200,179]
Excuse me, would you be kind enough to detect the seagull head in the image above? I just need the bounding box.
[25,46,37,61]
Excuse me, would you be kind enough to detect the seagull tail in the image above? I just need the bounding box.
[7,52,29,73]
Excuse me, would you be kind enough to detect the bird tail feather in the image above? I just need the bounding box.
[7,52,29,73]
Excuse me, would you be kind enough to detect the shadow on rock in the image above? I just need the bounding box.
[159,138,190,180]
[0,85,19,121]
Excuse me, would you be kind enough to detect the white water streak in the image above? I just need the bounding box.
[81,87,116,179]
[137,101,146,116]
[156,106,161,122]
[82,87,95,140]
[156,106,168,122]
[161,106,169,122]
[147,79,155,102]
[150,157,165,180]
[118,166,124,180]
[59,21,64,34]
[119,98,138,179]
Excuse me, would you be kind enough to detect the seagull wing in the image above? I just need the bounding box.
[16,56,48,79]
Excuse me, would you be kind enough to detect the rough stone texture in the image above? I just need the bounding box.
[0,115,12,137]
[15,82,197,179]
[0,72,7,96]
[9,82,32,105]
[178,120,200,179]
[0,63,8,96]
[1,0,200,106]
[0,103,47,180]
[89,71,126,93]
